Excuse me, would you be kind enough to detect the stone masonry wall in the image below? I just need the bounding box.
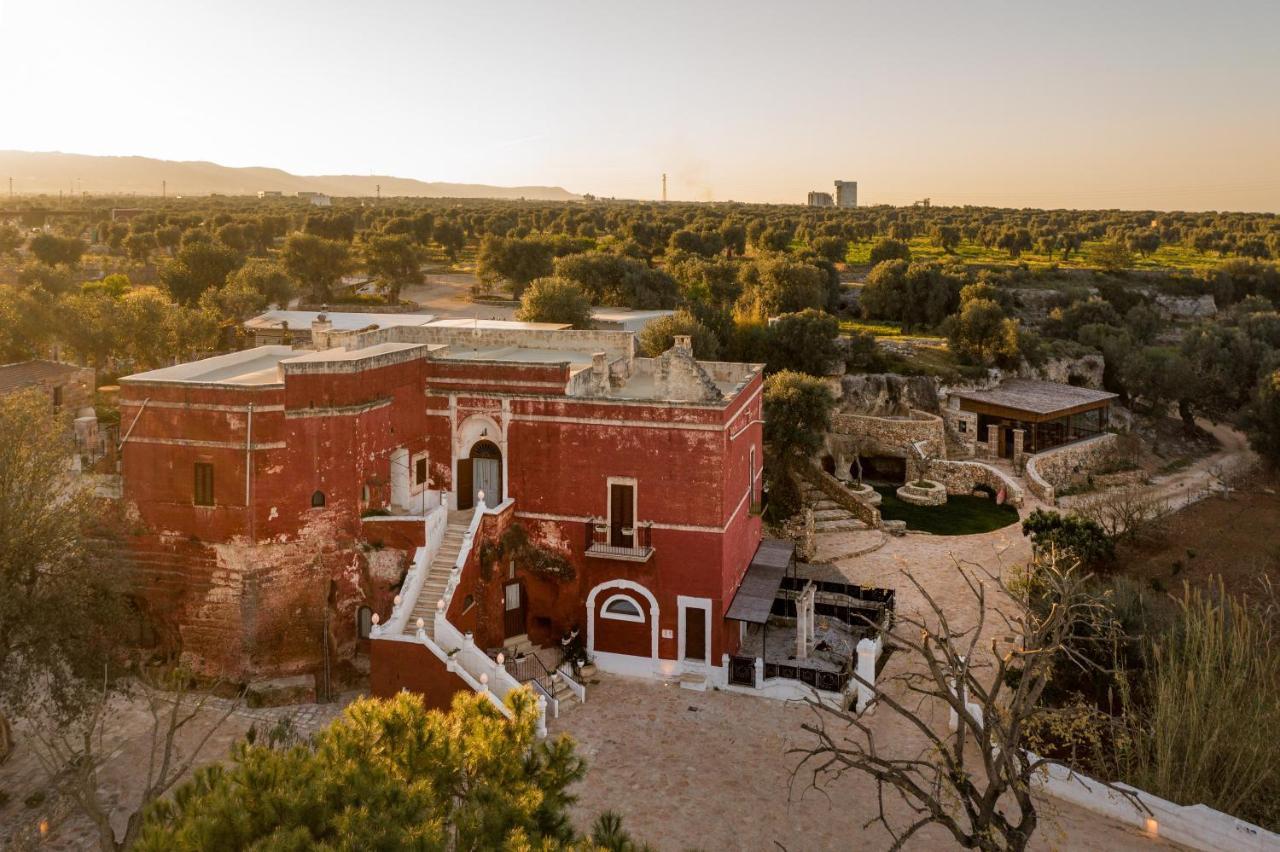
[797,461,881,528]
[830,410,946,460]
[1024,433,1119,504]
[909,458,1025,507]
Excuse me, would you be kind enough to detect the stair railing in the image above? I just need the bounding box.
[370,502,448,638]
[500,651,562,718]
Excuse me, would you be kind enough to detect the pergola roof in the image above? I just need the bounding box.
[950,380,1116,417]
[726,539,794,624]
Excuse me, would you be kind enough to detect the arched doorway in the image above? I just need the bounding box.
[586,579,660,676]
[458,439,502,510]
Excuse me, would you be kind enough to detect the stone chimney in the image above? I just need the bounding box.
[654,336,721,403]
[311,306,333,350]
[590,352,610,394]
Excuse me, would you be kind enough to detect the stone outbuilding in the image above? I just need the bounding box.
[0,359,94,413]
[948,379,1116,461]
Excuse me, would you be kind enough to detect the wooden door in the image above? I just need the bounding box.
[504,582,526,638]
[457,459,474,510]
[609,483,634,547]
[474,458,500,508]
[684,606,707,661]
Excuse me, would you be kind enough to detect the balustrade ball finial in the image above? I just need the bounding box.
[371,612,380,625]
[416,617,425,630]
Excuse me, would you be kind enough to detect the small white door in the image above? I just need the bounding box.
[474,458,500,508]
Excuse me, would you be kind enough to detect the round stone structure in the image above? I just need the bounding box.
[846,482,883,507]
[897,480,947,506]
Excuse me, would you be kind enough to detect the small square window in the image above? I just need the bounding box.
[414,457,428,486]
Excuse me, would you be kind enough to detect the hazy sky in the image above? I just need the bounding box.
[2,0,1278,210]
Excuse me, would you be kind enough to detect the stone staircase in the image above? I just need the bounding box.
[404,519,469,640]
[503,643,587,716]
[802,483,871,532]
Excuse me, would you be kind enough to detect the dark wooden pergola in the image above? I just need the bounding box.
[726,538,796,656]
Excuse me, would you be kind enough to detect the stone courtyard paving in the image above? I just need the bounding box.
[550,675,1170,852]
[550,516,1176,852]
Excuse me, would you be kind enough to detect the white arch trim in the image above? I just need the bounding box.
[586,579,659,667]
[456,413,504,459]
[600,593,646,622]
[454,413,507,508]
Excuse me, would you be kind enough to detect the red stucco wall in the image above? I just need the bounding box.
[118,348,764,684]
[369,639,471,711]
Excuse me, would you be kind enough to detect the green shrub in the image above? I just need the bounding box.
[1021,509,1115,569]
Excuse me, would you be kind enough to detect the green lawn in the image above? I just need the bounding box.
[839,319,908,338]
[844,237,1222,272]
[872,484,1021,536]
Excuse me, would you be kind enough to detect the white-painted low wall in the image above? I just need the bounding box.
[374,497,549,735]
[1028,753,1280,852]
[370,504,448,638]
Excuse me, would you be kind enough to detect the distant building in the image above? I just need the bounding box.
[834,180,858,208]
[258,190,284,198]
[110,207,145,223]
[807,191,834,208]
[588,308,676,334]
[296,191,332,207]
[242,309,438,347]
[0,359,94,413]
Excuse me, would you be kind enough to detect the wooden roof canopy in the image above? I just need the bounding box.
[950,379,1116,423]
[726,539,795,625]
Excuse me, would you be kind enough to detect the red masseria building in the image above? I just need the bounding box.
[118,318,764,701]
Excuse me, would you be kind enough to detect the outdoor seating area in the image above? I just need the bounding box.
[727,543,895,696]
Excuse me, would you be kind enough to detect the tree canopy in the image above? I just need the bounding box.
[135,690,640,851]
[516,276,594,328]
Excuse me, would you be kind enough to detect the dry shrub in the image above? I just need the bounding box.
[1073,486,1170,546]
[1122,581,1280,830]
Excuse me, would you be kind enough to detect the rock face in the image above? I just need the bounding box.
[1025,353,1107,389]
[1155,293,1217,319]
[839,374,940,416]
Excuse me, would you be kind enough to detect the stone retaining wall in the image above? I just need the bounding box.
[1025,433,1119,504]
[798,461,882,528]
[911,458,1025,507]
[829,409,946,459]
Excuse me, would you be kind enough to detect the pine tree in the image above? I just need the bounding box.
[134,690,608,850]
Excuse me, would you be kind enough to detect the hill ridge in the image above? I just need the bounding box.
[0,150,580,201]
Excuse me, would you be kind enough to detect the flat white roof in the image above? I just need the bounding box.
[589,308,674,322]
[121,346,294,386]
[444,345,591,367]
[425,318,570,331]
[281,342,431,364]
[244,310,437,332]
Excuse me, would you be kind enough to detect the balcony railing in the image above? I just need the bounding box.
[583,518,654,561]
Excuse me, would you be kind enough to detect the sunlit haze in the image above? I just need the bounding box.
[2,0,1278,210]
